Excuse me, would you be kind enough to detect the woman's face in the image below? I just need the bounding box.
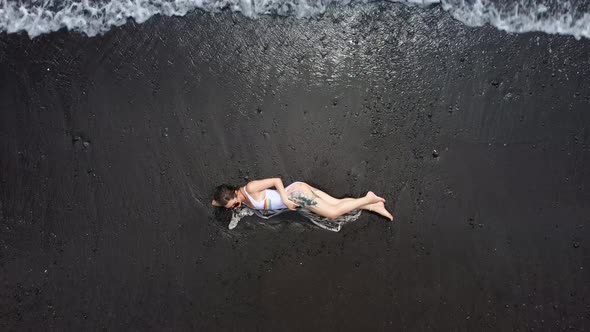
[224,195,241,210]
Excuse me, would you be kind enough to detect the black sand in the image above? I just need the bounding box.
[1,4,589,330]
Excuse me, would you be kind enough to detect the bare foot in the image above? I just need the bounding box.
[367,202,394,221]
[366,191,386,203]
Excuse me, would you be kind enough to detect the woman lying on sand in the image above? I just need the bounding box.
[212,178,393,221]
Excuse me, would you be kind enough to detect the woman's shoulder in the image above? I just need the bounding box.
[244,182,262,194]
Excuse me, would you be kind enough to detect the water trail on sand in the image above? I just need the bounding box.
[229,207,362,232]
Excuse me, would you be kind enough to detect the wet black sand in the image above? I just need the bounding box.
[1,4,590,330]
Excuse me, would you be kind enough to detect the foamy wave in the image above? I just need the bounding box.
[0,0,589,39]
[0,0,350,37]
[443,0,590,40]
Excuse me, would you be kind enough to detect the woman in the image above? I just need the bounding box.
[211,178,393,221]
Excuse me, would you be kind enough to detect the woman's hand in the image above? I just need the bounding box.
[283,199,299,211]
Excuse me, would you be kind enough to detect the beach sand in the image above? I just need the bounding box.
[1,4,589,330]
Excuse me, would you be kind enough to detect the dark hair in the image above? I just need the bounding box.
[213,184,239,207]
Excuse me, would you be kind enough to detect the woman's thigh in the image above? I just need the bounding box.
[287,182,342,205]
[286,183,337,218]
[286,182,318,207]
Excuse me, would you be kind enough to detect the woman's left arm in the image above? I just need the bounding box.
[246,178,287,198]
[271,178,297,210]
[272,178,288,201]
[246,178,295,209]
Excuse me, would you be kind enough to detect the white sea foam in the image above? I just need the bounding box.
[0,0,355,37]
[0,0,589,39]
[442,0,590,40]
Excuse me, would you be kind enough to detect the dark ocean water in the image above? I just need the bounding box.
[1,0,589,39]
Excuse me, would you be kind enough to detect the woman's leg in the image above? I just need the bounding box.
[287,183,386,220]
[309,186,394,221]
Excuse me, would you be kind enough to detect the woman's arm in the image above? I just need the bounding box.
[246,178,286,197]
[246,178,295,209]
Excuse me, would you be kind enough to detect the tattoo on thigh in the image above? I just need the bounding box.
[289,191,318,207]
